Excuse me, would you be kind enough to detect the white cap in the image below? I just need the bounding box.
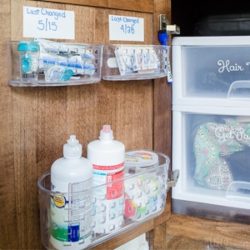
[99,125,114,141]
[63,135,82,159]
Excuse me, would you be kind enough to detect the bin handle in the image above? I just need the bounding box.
[227,80,250,98]
[167,169,179,191]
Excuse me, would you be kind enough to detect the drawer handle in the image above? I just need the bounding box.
[227,80,250,98]
[226,181,250,202]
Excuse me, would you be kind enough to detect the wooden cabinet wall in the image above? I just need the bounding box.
[2,1,250,250]
[0,0,171,249]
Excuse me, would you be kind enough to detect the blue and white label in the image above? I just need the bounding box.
[109,15,144,42]
[23,6,75,40]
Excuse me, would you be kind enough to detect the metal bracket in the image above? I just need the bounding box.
[167,170,180,191]
[167,24,180,35]
[159,14,169,31]
[159,14,180,35]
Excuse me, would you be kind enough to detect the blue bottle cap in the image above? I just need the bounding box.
[158,30,168,46]
[61,69,74,81]
[17,41,40,52]
[17,41,29,52]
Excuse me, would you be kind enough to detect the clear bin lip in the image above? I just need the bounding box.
[37,171,51,195]
[106,44,168,48]
[102,72,167,81]
[37,151,171,194]
[11,40,104,48]
[10,78,102,87]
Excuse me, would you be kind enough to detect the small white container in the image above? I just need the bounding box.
[124,150,163,221]
[50,135,93,250]
[87,125,125,234]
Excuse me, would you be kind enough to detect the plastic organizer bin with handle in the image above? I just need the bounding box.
[10,39,103,86]
[38,150,178,249]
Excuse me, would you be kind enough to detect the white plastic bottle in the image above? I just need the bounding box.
[87,125,125,234]
[50,135,93,250]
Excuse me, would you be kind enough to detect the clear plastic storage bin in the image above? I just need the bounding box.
[10,39,103,87]
[37,152,176,249]
[102,45,168,81]
[172,108,250,223]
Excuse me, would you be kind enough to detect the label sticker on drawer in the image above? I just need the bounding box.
[109,15,144,41]
[23,6,75,40]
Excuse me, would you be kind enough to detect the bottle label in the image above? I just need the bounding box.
[50,178,92,246]
[93,162,124,171]
[93,163,124,200]
[92,163,125,233]
[106,170,124,199]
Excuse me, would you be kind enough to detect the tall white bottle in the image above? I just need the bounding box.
[50,135,93,250]
[87,125,125,234]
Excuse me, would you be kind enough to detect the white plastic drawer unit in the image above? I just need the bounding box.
[172,106,250,223]
[172,36,250,106]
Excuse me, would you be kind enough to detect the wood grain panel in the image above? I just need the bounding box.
[152,0,172,249]
[11,0,153,43]
[0,0,155,249]
[166,214,250,250]
[41,0,154,13]
[107,0,154,13]
[0,1,17,249]
[153,0,171,161]
[165,235,241,250]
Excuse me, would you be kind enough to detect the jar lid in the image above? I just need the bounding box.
[125,150,159,168]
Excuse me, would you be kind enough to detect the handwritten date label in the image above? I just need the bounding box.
[23,6,75,40]
[109,15,144,41]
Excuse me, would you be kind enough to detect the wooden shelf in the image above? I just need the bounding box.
[165,214,250,250]
[165,235,242,250]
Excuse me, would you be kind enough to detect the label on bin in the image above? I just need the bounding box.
[23,6,75,39]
